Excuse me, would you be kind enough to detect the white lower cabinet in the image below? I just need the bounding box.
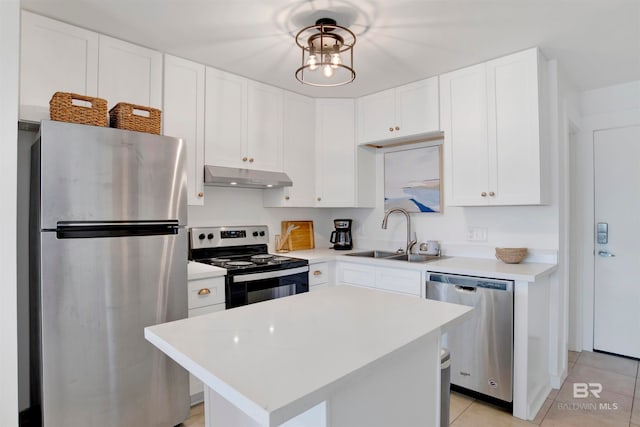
[375,267,422,296]
[187,275,225,403]
[309,261,330,291]
[336,262,422,297]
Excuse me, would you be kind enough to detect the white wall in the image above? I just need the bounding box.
[335,136,560,260]
[188,187,336,250]
[573,80,640,351]
[0,0,20,424]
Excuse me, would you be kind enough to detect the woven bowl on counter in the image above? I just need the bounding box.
[495,247,528,264]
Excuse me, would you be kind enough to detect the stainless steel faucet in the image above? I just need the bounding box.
[381,208,417,254]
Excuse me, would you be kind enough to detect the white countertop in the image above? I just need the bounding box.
[285,247,343,263]
[187,261,226,280]
[423,256,557,282]
[290,248,556,282]
[145,285,472,424]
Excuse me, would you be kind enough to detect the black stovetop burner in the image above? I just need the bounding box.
[189,225,309,275]
[198,253,306,272]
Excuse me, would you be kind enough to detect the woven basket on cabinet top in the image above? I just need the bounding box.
[109,102,161,135]
[49,92,108,127]
[495,247,528,264]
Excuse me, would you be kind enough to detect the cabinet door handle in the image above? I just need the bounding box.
[489,191,495,197]
[285,196,290,200]
[197,192,204,198]
[395,126,400,131]
[313,270,322,276]
[389,127,394,132]
[249,157,254,163]
[481,192,487,197]
[317,197,321,201]
[198,288,211,295]
[242,156,248,162]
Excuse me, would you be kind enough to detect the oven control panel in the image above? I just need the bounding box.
[189,225,269,250]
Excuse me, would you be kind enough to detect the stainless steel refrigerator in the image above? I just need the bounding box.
[29,120,189,426]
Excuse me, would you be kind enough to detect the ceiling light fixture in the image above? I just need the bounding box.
[295,18,356,87]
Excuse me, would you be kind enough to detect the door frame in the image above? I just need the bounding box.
[576,111,640,352]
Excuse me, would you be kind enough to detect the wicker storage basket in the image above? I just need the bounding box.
[109,103,161,134]
[49,92,108,127]
[495,247,528,264]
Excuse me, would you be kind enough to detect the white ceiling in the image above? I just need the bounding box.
[21,0,640,98]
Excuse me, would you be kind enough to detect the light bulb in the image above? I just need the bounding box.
[323,64,334,78]
[307,54,318,71]
[330,53,342,68]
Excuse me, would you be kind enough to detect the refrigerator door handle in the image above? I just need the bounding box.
[56,220,180,239]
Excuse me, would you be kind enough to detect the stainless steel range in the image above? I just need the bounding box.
[189,225,309,309]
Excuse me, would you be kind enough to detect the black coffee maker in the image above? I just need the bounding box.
[330,219,353,250]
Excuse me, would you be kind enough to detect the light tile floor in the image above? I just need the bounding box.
[181,351,640,427]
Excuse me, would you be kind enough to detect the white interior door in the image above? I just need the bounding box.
[593,125,640,358]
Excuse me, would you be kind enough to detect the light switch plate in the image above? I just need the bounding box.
[467,226,488,242]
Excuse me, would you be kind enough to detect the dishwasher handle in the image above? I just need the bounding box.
[454,285,477,292]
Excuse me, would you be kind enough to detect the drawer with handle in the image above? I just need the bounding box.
[188,276,225,309]
[309,262,329,286]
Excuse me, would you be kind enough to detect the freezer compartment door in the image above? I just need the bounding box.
[35,229,189,427]
[36,120,187,229]
[427,280,514,402]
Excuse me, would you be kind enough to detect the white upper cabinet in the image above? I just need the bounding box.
[20,12,162,122]
[246,81,283,172]
[98,35,162,109]
[357,77,439,145]
[263,91,316,207]
[204,67,247,168]
[441,48,549,206]
[205,68,283,171]
[315,99,356,207]
[357,89,394,143]
[440,63,489,205]
[20,11,99,121]
[163,55,205,206]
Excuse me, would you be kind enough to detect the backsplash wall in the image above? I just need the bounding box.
[334,149,560,260]
[187,186,336,250]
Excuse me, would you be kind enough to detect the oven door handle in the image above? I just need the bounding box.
[232,266,310,283]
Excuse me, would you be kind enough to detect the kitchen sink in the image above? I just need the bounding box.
[384,253,444,263]
[345,250,445,263]
[345,250,398,258]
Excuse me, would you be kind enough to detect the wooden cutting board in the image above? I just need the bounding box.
[280,220,315,251]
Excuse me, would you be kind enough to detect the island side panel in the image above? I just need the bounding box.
[327,330,441,427]
[204,387,262,427]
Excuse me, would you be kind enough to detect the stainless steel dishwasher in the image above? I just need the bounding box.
[426,272,514,404]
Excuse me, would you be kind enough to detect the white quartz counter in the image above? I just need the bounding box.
[146,285,472,426]
[284,247,346,263]
[187,261,226,280]
[290,249,556,281]
[423,257,557,282]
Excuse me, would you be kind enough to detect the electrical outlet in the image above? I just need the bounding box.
[467,226,488,242]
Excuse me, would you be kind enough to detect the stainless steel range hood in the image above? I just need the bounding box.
[204,165,292,189]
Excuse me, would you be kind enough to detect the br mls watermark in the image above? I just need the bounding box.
[556,383,619,411]
[574,382,602,398]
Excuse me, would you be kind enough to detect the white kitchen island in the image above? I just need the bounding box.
[145,285,472,427]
